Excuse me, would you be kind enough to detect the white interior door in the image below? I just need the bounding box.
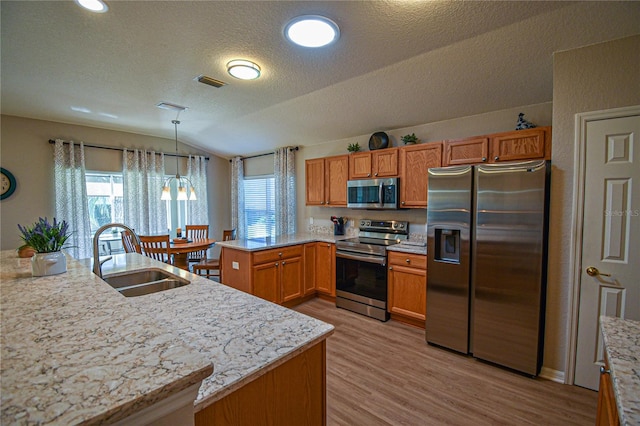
[574,113,640,390]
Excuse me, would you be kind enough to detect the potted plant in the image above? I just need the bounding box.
[18,217,71,276]
[401,133,419,145]
[347,143,361,153]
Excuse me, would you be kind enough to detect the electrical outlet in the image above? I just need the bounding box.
[232,261,239,270]
[309,217,314,225]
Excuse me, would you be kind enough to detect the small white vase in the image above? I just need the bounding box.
[31,251,67,277]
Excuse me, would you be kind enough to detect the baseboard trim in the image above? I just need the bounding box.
[539,367,565,384]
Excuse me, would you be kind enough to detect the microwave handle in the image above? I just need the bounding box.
[379,181,384,207]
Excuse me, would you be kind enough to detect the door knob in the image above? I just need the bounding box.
[586,266,611,277]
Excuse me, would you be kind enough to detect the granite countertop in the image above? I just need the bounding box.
[0,251,213,425]
[600,316,640,426]
[387,241,427,255]
[216,232,349,251]
[101,254,335,411]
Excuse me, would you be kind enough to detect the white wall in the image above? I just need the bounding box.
[0,115,230,252]
[549,35,640,378]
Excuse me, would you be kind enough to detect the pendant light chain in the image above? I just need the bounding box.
[161,119,197,201]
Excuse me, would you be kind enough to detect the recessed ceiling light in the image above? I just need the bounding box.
[285,15,340,48]
[227,60,261,80]
[75,0,109,13]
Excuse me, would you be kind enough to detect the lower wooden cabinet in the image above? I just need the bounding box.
[315,242,336,297]
[387,251,427,328]
[222,242,334,306]
[596,356,620,426]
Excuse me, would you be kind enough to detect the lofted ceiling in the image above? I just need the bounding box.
[2,1,639,158]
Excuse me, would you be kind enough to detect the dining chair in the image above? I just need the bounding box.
[139,234,172,264]
[121,229,141,254]
[193,229,236,280]
[185,225,209,265]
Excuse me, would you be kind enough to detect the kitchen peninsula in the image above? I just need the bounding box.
[0,251,334,425]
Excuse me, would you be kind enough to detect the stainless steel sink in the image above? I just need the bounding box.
[103,268,189,297]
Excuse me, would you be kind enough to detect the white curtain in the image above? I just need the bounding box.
[122,149,167,235]
[230,156,246,239]
[187,155,208,226]
[274,147,297,236]
[54,140,92,259]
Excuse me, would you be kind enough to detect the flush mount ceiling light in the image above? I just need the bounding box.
[161,120,197,201]
[75,0,108,13]
[227,60,261,80]
[285,15,340,48]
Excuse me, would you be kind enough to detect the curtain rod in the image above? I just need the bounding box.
[48,139,209,161]
[229,146,299,162]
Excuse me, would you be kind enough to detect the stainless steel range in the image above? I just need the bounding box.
[335,219,409,321]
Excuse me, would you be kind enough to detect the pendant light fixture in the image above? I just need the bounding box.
[161,120,197,201]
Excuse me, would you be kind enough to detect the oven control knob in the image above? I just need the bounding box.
[398,224,404,229]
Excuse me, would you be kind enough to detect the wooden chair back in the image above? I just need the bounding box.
[139,235,172,264]
[121,230,141,254]
[222,229,237,242]
[186,225,209,262]
[192,228,236,279]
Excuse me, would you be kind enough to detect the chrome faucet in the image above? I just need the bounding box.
[92,223,140,278]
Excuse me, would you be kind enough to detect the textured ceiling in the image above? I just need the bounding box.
[2,1,639,158]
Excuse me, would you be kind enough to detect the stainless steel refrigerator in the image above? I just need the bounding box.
[425,160,549,376]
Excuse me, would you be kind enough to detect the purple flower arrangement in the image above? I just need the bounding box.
[18,217,71,253]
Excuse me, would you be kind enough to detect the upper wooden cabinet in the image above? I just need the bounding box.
[443,137,489,166]
[490,127,550,162]
[443,127,551,166]
[305,155,348,207]
[348,149,399,179]
[399,142,442,208]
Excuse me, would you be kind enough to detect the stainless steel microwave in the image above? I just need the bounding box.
[347,178,399,209]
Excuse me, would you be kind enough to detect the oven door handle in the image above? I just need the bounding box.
[336,250,386,266]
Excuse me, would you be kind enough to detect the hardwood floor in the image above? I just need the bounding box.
[294,298,597,426]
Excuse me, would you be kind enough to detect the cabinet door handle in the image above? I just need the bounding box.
[600,365,611,375]
[275,262,279,266]
[401,201,405,205]
[482,157,487,162]
[367,173,371,177]
[282,261,286,265]
[406,258,411,263]
[494,156,499,161]
[278,252,283,257]
[320,201,324,205]
[389,266,393,270]
[374,172,378,177]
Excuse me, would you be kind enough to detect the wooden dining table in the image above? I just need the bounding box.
[169,238,216,270]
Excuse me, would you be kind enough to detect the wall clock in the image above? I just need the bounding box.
[1,167,17,200]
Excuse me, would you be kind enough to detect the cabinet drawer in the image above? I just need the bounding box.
[253,245,304,264]
[388,251,426,269]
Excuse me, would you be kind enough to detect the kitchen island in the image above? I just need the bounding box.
[1,250,334,425]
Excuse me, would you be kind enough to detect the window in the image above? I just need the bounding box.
[244,175,275,239]
[86,173,123,233]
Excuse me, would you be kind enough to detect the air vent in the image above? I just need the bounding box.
[195,75,226,88]
[156,102,188,112]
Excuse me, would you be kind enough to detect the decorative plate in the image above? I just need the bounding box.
[1,167,17,200]
[368,132,389,150]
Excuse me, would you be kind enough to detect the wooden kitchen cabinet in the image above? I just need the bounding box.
[387,251,427,328]
[304,243,317,296]
[399,142,442,208]
[315,242,336,298]
[596,356,620,426]
[348,149,399,180]
[490,127,549,163]
[443,127,551,166]
[252,245,304,305]
[305,155,348,207]
[443,136,490,166]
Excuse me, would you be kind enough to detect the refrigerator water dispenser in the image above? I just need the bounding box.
[434,229,460,263]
